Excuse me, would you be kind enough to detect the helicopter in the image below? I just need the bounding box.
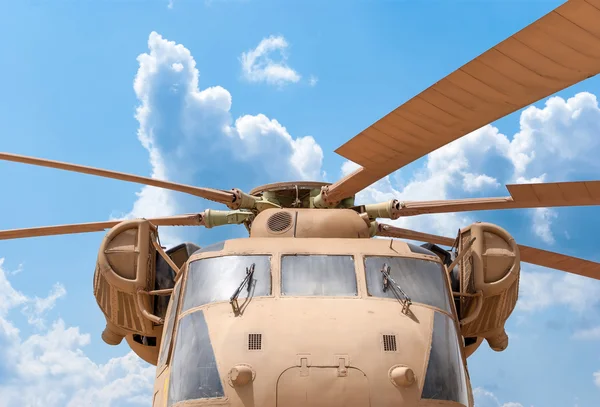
[2,0,600,406]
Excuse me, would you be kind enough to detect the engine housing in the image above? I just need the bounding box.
[456,222,520,352]
[93,220,162,347]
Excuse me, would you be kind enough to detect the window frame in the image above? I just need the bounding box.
[156,278,183,375]
[421,311,470,405]
[181,254,274,314]
[279,254,359,298]
[362,255,454,314]
[167,310,225,404]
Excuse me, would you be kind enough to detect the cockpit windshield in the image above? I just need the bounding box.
[181,255,272,313]
[281,255,357,296]
[364,256,452,313]
[422,312,469,405]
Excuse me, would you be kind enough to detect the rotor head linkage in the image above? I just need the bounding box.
[362,200,402,220]
[313,186,339,208]
[202,209,254,228]
[228,188,281,211]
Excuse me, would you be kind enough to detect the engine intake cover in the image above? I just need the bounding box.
[458,222,520,352]
[93,219,161,346]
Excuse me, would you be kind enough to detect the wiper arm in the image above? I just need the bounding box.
[381,263,412,314]
[230,263,255,315]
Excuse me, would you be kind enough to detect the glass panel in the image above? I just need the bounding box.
[422,312,469,405]
[182,255,271,312]
[168,311,224,405]
[157,280,182,368]
[406,242,436,256]
[281,255,357,296]
[154,252,177,319]
[195,241,225,253]
[364,256,452,313]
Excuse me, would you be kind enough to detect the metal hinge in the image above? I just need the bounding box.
[297,354,311,377]
[335,355,349,377]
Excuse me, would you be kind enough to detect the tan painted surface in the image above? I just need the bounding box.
[150,237,473,407]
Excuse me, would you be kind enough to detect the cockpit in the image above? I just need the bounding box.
[156,240,471,407]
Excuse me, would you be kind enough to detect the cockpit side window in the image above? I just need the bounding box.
[364,256,452,313]
[157,279,182,368]
[281,255,357,296]
[422,312,469,405]
[181,255,271,313]
[167,310,224,405]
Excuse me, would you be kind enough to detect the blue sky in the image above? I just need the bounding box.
[1,0,600,406]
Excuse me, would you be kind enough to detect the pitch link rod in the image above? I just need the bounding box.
[361,193,600,219]
[0,152,262,209]
[0,210,253,240]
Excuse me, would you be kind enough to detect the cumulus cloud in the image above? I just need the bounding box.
[531,208,558,245]
[573,326,600,341]
[0,258,66,332]
[240,35,301,86]
[343,92,600,244]
[0,259,154,407]
[473,387,524,407]
[516,265,600,313]
[462,173,500,192]
[122,32,323,246]
[342,124,510,237]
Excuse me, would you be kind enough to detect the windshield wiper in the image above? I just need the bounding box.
[381,263,412,314]
[230,263,255,315]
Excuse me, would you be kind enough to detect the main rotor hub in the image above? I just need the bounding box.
[249,181,330,196]
[250,181,345,209]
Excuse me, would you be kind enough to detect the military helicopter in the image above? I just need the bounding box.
[2,0,600,406]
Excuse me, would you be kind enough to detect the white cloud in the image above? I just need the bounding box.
[342,124,510,237]
[594,371,600,388]
[21,283,67,329]
[240,35,301,86]
[0,259,154,407]
[462,173,499,192]
[517,266,600,313]
[341,92,600,245]
[0,258,66,331]
[120,32,323,246]
[532,208,557,245]
[573,326,600,341]
[309,75,318,87]
[473,387,524,407]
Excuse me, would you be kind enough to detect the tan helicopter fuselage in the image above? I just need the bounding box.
[94,208,520,407]
[151,239,472,407]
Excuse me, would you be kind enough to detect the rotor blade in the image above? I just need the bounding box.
[393,181,600,216]
[326,0,600,202]
[377,224,455,246]
[377,223,600,280]
[0,214,205,240]
[0,152,235,205]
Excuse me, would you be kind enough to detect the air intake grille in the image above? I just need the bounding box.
[248,333,262,350]
[266,211,293,232]
[383,334,397,352]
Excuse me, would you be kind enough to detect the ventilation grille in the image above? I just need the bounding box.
[266,211,293,233]
[383,334,397,352]
[117,291,142,332]
[248,333,262,350]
